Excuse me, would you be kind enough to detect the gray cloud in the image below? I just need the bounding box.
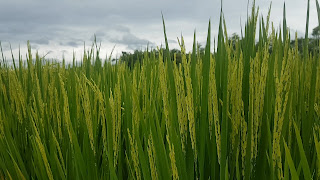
[60,41,83,48]
[66,41,80,47]
[31,37,50,45]
[110,33,153,50]
[90,33,106,42]
[31,44,39,50]
[168,39,177,44]
[94,31,106,37]
[0,42,10,49]
[114,25,131,33]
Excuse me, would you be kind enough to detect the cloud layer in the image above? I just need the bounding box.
[0,0,318,61]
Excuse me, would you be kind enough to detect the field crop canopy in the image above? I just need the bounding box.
[0,0,320,179]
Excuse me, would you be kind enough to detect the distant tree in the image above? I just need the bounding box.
[197,43,205,57]
[311,26,320,54]
[312,26,320,39]
[290,37,319,55]
[170,49,182,63]
[230,33,240,42]
[229,33,240,50]
[290,38,304,54]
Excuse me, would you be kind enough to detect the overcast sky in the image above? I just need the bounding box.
[0,0,318,62]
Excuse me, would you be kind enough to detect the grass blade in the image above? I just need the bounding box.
[293,121,312,180]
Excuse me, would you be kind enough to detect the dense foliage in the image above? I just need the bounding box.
[0,1,320,179]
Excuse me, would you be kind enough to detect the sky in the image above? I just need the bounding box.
[0,0,318,62]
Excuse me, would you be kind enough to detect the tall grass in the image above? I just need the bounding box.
[0,1,320,179]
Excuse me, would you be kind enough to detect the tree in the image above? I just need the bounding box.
[229,33,240,50]
[311,26,320,53]
[312,26,320,39]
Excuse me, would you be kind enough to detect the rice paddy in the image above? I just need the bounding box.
[0,0,320,179]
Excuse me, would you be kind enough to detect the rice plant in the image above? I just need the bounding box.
[0,0,320,179]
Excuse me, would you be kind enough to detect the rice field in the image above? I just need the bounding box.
[0,1,320,179]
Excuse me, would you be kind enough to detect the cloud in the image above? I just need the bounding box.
[0,42,10,49]
[60,41,83,47]
[31,37,50,45]
[110,33,153,50]
[107,25,155,50]
[168,39,177,44]
[114,25,130,33]
[94,31,106,37]
[31,44,39,50]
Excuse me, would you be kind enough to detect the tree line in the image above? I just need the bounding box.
[119,26,320,68]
